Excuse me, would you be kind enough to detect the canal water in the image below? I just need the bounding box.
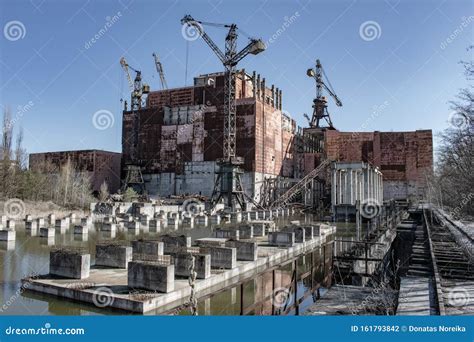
[0,215,357,315]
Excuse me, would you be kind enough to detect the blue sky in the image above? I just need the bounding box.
[0,0,472,155]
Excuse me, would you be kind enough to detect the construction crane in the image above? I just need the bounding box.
[152,52,168,90]
[181,14,266,211]
[306,59,342,129]
[120,57,150,111]
[119,57,149,194]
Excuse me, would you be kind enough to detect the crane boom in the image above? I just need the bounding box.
[180,14,265,211]
[120,57,134,91]
[306,59,343,129]
[152,53,168,90]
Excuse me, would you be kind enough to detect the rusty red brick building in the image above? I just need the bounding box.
[122,70,433,202]
[122,70,296,201]
[29,150,122,194]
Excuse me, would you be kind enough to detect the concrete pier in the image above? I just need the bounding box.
[95,243,132,269]
[81,217,92,226]
[73,225,88,235]
[101,223,117,232]
[55,219,68,229]
[25,220,37,230]
[128,261,174,293]
[149,219,161,233]
[282,226,306,243]
[127,221,140,234]
[23,224,337,314]
[173,252,211,279]
[0,230,16,241]
[195,214,208,227]
[210,215,221,225]
[39,227,55,238]
[225,240,258,261]
[213,228,239,240]
[268,232,295,247]
[202,246,237,269]
[132,239,164,256]
[49,250,90,279]
[238,224,254,239]
[159,235,191,254]
[195,238,227,247]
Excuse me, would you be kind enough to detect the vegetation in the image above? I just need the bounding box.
[0,107,94,209]
[428,47,474,218]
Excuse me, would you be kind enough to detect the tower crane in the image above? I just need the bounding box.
[306,59,342,129]
[119,57,149,193]
[120,57,150,111]
[152,53,168,90]
[181,14,265,211]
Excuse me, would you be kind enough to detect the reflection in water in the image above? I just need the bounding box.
[0,240,15,251]
[0,215,354,316]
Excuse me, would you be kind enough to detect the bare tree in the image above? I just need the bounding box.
[431,48,474,217]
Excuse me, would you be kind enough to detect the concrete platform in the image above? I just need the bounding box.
[23,224,336,314]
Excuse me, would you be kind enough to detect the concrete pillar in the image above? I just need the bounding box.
[128,262,174,293]
[50,250,90,279]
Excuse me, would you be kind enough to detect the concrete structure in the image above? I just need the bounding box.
[122,71,296,202]
[131,239,164,256]
[23,224,336,313]
[268,232,295,247]
[39,227,55,238]
[173,252,211,279]
[128,261,174,293]
[213,228,239,240]
[0,230,15,241]
[49,250,90,279]
[95,244,132,269]
[158,235,191,254]
[225,240,258,261]
[29,149,122,193]
[73,225,87,235]
[202,246,237,269]
[331,162,383,220]
[324,130,433,200]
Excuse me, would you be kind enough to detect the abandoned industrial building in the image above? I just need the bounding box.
[3,8,472,320]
